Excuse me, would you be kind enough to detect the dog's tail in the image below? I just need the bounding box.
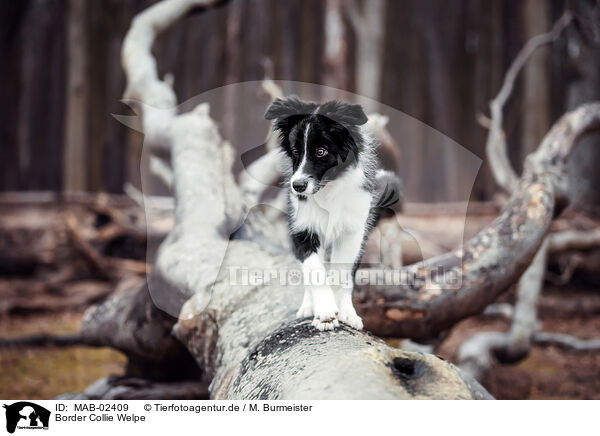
[373,169,403,220]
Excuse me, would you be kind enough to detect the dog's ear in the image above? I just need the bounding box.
[264,95,317,120]
[319,101,368,126]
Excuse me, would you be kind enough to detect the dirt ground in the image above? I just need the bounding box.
[438,286,600,399]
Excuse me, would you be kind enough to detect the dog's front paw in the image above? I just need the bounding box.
[311,316,340,331]
[338,306,364,330]
[338,312,363,330]
[311,306,339,331]
[311,287,339,331]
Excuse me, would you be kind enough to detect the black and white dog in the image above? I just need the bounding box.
[265,96,401,331]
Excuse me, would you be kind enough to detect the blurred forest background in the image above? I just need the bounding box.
[1,0,600,400]
[1,0,600,207]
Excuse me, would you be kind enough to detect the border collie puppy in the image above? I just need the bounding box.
[265,96,401,331]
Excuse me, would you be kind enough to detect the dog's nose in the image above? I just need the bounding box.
[292,180,308,193]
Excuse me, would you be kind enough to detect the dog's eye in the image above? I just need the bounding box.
[315,147,328,158]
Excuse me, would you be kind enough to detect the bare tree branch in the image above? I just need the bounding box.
[457,227,600,380]
[57,376,209,400]
[344,0,363,34]
[357,102,600,339]
[261,78,283,102]
[533,332,600,351]
[453,12,600,381]
[457,239,548,380]
[483,303,515,319]
[453,101,600,373]
[0,333,91,348]
[549,228,600,252]
[485,12,572,193]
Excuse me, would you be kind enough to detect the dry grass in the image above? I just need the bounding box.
[0,313,126,399]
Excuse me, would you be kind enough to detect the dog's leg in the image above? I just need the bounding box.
[291,230,317,319]
[331,230,365,330]
[291,231,338,329]
[296,286,313,318]
[303,253,339,331]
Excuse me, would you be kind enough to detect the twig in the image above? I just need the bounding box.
[65,212,151,278]
[0,333,93,348]
[65,213,113,279]
[533,331,600,351]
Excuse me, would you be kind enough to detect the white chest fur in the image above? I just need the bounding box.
[290,166,372,247]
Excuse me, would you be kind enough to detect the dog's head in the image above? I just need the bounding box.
[265,96,368,197]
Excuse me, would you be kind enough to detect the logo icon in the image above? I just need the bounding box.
[3,402,50,434]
